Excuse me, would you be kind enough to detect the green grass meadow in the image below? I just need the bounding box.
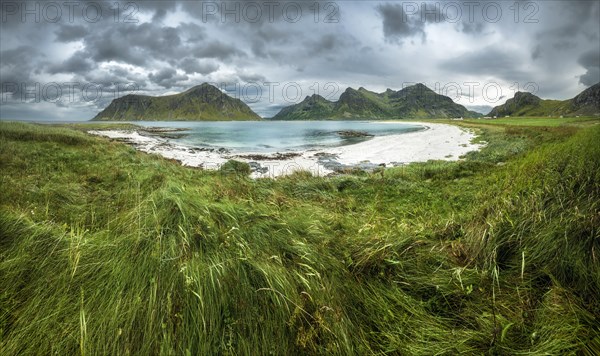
[0,120,598,354]
[462,116,599,127]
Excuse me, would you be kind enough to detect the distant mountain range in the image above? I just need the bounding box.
[272,83,481,120]
[92,82,600,121]
[488,83,600,117]
[92,83,260,121]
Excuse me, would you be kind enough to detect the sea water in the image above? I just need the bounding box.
[132,121,424,152]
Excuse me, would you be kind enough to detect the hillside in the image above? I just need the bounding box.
[272,94,335,120]
[92,83,261,121]
[272,83,481,120]
[488,83,600,117]
[571,82,600,115]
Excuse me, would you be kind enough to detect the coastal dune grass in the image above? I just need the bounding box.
[0,121,599,354]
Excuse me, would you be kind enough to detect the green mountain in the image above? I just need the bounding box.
[272,94,335,120]
[389,83,480,119]
[92,83,261,121]
[272,83,481,120]
[333,87,391,118]
[488,83,600,117]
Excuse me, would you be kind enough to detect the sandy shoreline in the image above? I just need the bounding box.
[88,122,483,178]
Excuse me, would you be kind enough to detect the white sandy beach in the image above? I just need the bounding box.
[88,122,482,178]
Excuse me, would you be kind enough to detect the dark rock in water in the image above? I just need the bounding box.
[141,127,190,133]
[150,133,189,139]
[132,127,191,139]
[234,152,301,161]
[336,130,374,138]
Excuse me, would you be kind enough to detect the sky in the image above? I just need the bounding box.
[0,0,599,120]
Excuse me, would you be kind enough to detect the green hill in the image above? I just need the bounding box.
[488,83,600,117]
[272,83,482,120]
[92,83,261,121]
[272,94,335,120]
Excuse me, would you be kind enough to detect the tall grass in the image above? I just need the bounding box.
[0,121,598,354]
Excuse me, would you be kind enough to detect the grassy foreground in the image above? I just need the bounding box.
[0,121,599,354]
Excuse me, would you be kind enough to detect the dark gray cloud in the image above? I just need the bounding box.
[179,58,219,75]
[306,33,359,57]
[81,23,184,66]
[377,2,447,43]
[84,28,147,66]
[378,3,423,43]
[148,68,188,89]
[531,45,542,60]
[238,72,266,83]
[578,50,600,86]
[48,51,95,74]
[54,24,89,42]
[0,45,39,67]
[176,22,207,43]
[192,41,246,60]
[553,41,577,51]
[0,46,43,97]
[442,47,528,82]
[142,1,179,21]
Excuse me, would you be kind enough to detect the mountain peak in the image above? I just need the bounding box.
[92,84,260,121]
[404,83,434,92]
[512,91,542,106]
[183,83,221,95]
[272,92,334,120]
[488,91,542,117]
[514,91,540,100]
[302,94,329,103]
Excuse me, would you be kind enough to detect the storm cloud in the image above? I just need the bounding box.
[578,50,600,86]
[377,2,445,43]
[0,0,599,120]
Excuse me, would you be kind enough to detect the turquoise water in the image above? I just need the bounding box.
[134,121,424,152]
